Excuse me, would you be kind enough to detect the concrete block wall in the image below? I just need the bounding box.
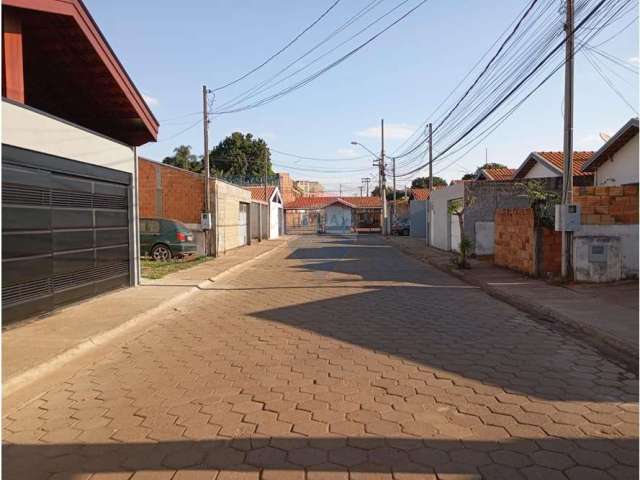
[214,179,252,253]
[495,208,536,274]
[573,184,639,225]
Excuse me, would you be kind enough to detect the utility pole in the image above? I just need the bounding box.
[561,0,574,279]
[361,177,371,196]
[203,85,216,257]
[380,118,388,235]
[339,184,342,196]
[392,157,397,223]
[426,122,433,247]
[359,186,363,197]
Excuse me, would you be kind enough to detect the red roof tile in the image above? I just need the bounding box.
[481,168,515,181]
[536,151,594,176]
[244,186,277,202]
[285,196,382,210]
[410,187,444,200]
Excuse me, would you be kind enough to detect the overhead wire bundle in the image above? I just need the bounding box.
[393,0,636,179]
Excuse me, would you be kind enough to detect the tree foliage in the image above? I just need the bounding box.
[209,132,273,177]
[411,176,447,189]
[162,145,201,172]
[479,162,508,170]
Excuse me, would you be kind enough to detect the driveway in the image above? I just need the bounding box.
[3,235,638,479]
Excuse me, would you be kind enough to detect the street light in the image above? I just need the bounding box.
[350,141,379,161]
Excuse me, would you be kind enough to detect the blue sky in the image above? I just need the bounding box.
[87,0,638,194]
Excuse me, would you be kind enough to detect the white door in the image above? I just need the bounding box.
[239,203,248,246]
[325,205,352,233]
[450,212,461,252]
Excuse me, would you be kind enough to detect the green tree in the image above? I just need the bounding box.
[461,173,476,180]
[479,162,508,169]
[162,145,201,172]
[209,132,273,177]
[411,176,447,189]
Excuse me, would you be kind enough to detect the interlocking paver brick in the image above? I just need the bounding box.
[2,236,637,480]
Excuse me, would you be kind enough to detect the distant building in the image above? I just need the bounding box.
[284,196,382,234]
[294,180,324,195]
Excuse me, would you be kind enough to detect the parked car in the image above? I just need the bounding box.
[391,218,410,236]
[140,218,197,261]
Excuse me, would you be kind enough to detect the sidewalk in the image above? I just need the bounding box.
[387,235,639,373]
[3,237,291,393]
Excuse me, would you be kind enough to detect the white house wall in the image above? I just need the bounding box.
[594,133,639,186]
[214,179,252,253]
[429,183,464,251]
[3,101,135,173]
[525,160,559,179]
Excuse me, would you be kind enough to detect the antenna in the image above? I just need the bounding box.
[599,132,611,143]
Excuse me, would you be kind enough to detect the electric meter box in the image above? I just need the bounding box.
[201,212,212,230]
[555,204,581,232]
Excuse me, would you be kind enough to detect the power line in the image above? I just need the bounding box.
[155,118,202,143]
[270,148,371,161]
[214,0,387,112]
[395,0,629,178]
[213,0,430,114]
[211,0,342,92]
[584,48,639,114]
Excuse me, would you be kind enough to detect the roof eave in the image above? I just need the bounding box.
[4,0,159,144]
[582,118,639,172]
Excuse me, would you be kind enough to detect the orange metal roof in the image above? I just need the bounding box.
[285,196,382,210]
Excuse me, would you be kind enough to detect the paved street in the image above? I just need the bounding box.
[3,235,638,480]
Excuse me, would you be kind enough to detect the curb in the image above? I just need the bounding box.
[3,239,293,397]
[387,238,638,375]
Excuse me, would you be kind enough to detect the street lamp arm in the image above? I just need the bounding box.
[350,141,379,159]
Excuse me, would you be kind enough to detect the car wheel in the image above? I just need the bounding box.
[151,244,172,261]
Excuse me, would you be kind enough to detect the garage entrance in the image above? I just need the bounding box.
[2,145,133,323]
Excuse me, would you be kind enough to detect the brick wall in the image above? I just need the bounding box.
[495,208,535,274]
[138,158,157,219]
[138,158,204,224]
[573,185,639,225]
[540,227,562,276]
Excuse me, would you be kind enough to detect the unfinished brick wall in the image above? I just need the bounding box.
[540,227,562,276]
[573,185,639,225]
[495,208,535,274]
[138,158,204,224]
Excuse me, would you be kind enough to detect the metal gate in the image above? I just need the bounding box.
[238,202,249,246]
[2,145,132,323]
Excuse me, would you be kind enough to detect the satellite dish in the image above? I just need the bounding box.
[599,132,611,142]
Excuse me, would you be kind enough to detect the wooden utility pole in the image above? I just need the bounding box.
[392,157,397,223]
[427,122,433,247]
[561,0,574,279]
[203,85,216,257]
[381,118,388,235]
[359,186,364,197]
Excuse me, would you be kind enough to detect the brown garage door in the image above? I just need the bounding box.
[2,144,133,323]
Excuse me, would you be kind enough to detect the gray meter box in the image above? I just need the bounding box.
[201,212,212,230]
[555,204,581,232]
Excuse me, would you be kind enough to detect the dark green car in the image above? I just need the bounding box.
[140,218,197,261]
